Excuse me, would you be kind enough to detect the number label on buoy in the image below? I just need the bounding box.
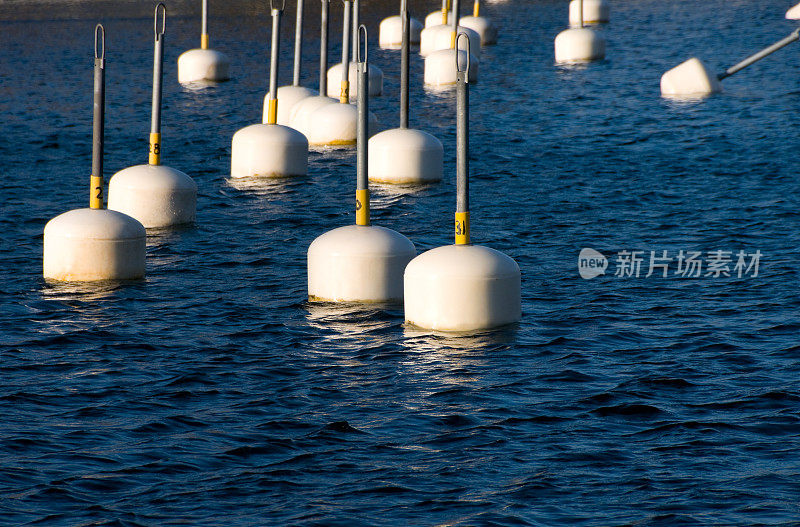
[149,132,161,165]
[455,211,470,245]
[90,174,103,209]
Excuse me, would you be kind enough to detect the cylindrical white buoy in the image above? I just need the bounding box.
[268,0,318,125]
[660,57,722,98]
[110,5,197,228]
[44,26,146,282]
[788,3,800,19]
[369,7,443,184]
[405,51,520,331]
[379,14,422,49]
[326,62,383,99]
[661,29,800,98]
[458,0,496,45]
[289,0,338,135]
[424,0,480,86]
[420,23,480,56]
[305,0,377,146]
[177,0,230,83]
[425,1,453,28]
[555,0,605,63]
[231,0,308,177]
[308,29,416,303]
[569,0,609,26]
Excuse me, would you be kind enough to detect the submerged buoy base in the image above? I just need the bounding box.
[231,124,309,178]
[368,128,443,184]
[554,27,605,63]
[268,85,318,126]
[308,225,416,302]
[404,244,521,331]
[177,48,230,84]
[660,57,722,98]
[326,62,384,100]
[459,15,498,45]
[43,208,146,281]
[569,0,610,26]
[379,15,423,48]
[424,48,479,87]
[108,164,197,228]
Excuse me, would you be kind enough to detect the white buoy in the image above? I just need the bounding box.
[177,0,230,83]
[308,29,416,303]
[420,22,480,56]
[44,26,146,282]
[554,0,605,63]
[425,1,453,28]
[459,0,497,45]
[379,8,423,49]
[289,0,339,136]
[424,0,480,86]
[404,52,520,331]
[109,5,197,229]
[569,0,609,26]
[231,0,308,177]
[369,7,443,184]
[788,3,800,19]
[266,0,317,125]
[326,0,383,99]
[661,28,800,98]
[304,0,377,147]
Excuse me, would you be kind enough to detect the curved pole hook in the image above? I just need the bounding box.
[455,31,470,79]
[272,0,286,12]
[154,3,167,37]
[356,24,368,64]
[94,24,105,60]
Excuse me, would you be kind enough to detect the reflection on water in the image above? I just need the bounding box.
[225,175,306,195]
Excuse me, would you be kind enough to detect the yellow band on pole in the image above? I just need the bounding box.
[340,81,350,103]
[442,7,448,24]
[474,0,479,17]
[201,33,210,50]
[455,211,470,245]
[356,189,370,226]
[90,175,103,209]
[149,132,161,165]
[450,31,456,49]
[267,98,278,124]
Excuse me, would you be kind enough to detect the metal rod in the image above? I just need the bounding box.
[455,33,470,245]
[718,28,800,80]
[90,24,106,210]
[150,4,166,166]
[473,0,479,18]
[201,0,209,49]
[400,4,409,128]
[293,0,304,86]
[441,0,448,25]
[356,25,369,226]
[340,0,352,103]
[450,0,460,48]
[319,0,329,93]
[579,0,583,28]
[267,0,284,124]
[352,0,359,64]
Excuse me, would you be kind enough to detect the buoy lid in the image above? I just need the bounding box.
[405,244,519,280]
[44,208,146,240]
[309,225,416,257]
[369,128,442,152]
[234,122,308,144]
[788,3,800,19]
[111,164,197,192]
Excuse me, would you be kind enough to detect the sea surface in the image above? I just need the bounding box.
[2,0,800,525]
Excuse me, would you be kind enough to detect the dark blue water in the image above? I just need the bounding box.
[3,0,800,524]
